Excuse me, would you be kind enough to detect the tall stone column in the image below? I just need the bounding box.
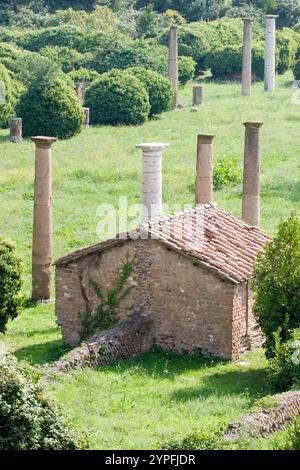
[264,15,278,92]
[242,122,263,226]
[136,143,169,224]
[168,25,179,110]
[31,136,57,301]
[195,134,215,206]
[9,118,22,143]
[193,85,204,106]
[242,18,252,96]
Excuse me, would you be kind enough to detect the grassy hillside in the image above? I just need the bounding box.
[0,75,299,449]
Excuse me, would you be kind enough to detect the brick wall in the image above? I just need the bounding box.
[56,239,261,359]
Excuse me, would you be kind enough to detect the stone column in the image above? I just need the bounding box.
[83,107,90,128]
[195,134,215,206]
[193,85,204,106]
[136,143,169,223]
[31,136,57,301]
[242,122,263,226]
[9,118,22,143]
[242,18,252,96]
[168,25,179,110]
[264,15,278,92]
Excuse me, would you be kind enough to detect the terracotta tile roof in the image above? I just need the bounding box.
[55,204,271,284]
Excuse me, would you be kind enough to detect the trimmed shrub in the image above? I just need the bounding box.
[84,70,150,126]
[178,56,196,84]
[269,328,300,392]
[0,63,14,127]
[0,354,83,450]
[68,67,100,83]
[251,214,300,359]
[16,78,83,139]
[126,67,172,117]
[39,46,89,73]
[205,43,264,80]
[276,28,298,74]
[0,238,22,333]
[90,37,168,76]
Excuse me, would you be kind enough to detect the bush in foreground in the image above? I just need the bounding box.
[178,56,196,84]
[252,214,300,359]
[268,328,300,392]
[126,67,172,117]
[16,78,83,139]
[0,238,22,333]
[85,70,150,126]
[0,354,83,450]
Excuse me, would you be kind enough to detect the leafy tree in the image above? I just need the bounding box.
[136,4,159,38]
[251,214,300,359]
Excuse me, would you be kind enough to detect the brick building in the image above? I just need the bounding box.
[55,203,271,360]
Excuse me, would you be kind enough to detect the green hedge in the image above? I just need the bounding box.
[0,354,83,450]
[276,28,299,74]
[0,64,14,127]
[68,68,100,83]
[84,70,150,126]
[90,38,168,76]
[126,67,172,117]
[16,78,83,139]
[0,238,22,333]
[205,43,264,80]
[178,56,196,84]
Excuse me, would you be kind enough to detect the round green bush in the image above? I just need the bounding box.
[84,70,150,126]
[0,64,14,127]
[178,56,196,84]
[0,238,22,333]
[205,43,264,80]
[126,67,172,117]
[68,67,100,83]
[16,78,83,139]
[276,28,298,74]
[0,354,83,450]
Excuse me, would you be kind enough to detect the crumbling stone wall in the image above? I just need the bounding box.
[43,312,153,382]
[55,238,262,359]
[225,391,300,440]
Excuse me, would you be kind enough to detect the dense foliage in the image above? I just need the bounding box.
[84,69,150,125]
[252,215,300,359]
[178,56,196,84]
[268,328,300,391]
[0,64,14,127]
[0,354,83,450]
[16,77,83,139]
[0,238,23,333]
[126,67,173,116]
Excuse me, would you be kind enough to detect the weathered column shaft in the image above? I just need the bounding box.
[168,26,179,110]
[31,136,57,301]
[193,85,204,106]
[9,118,22,143]
[136,143,169,224]
[242,122,263,226]
[83,107,90,128]
[242,19,252,96]
[264,15,278,92]
[195,134,215,206]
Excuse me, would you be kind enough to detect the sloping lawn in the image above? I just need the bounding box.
[47,350,271,450]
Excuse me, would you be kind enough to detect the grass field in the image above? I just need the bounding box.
[0,74,299,449]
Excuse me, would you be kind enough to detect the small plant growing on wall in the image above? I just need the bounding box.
[81,255,135,338]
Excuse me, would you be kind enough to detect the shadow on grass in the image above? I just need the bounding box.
[170,367,270,404]
[102,349,226,380]
[14,339,68,366]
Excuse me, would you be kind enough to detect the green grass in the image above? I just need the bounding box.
[1,74,299,449]
[48,350,271,450]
